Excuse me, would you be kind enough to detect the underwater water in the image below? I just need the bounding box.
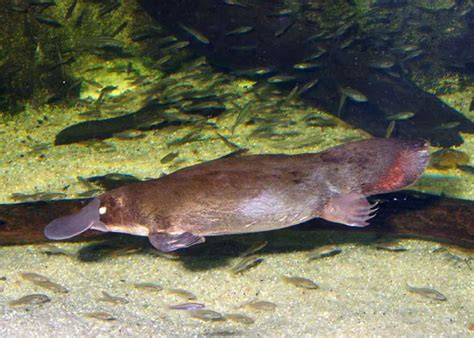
[0,0,473,336]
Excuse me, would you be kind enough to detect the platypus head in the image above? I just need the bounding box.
[44,191,149,241]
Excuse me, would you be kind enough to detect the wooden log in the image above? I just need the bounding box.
[0,191,472,248]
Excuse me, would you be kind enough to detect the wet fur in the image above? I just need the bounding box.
[98,138,429,237]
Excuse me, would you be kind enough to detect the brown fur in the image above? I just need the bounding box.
[98,138,429,237]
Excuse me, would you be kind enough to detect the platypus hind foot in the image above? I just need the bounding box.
[321,193,378,227]
[149,232,205,252]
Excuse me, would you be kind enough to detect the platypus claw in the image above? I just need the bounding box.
[149,232,205,252]
[321,192,378,227]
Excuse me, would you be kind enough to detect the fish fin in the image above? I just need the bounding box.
[44,198,106,240]
[321,193,378,227]
[148,232,205,252]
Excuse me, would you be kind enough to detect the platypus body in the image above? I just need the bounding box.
[44,138,429,251]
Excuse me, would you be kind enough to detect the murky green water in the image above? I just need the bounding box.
[0,0,473,335]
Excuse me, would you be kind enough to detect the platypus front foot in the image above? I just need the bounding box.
[149,232,205,252]
[321,192,378,227]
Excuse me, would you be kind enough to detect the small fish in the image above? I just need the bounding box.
[307,245,342,260]
[148,248,181,260]
[268,9,294,17]
[375,243,408,252]
[99,0,121,17]
[20,272,68,293]
[34,15,62,27]
[267,75,297,84]
[169,302,205,310]
[110,21,128,37]
[222,0,249,8]
[113,131,146,140]
[11,192,66,202]
[293,62,321,70]
[220,149,249,159]
[434,121,461,130]
[98,291,129,304]
[402,50,425,62]
[282,276,319,289]
[406,284,447,301]
[96,85,118,104]
[305,31,326,42]
[225,313,255,324]
[394,44,418,52]
[9,294,51,306]
[234,67,273,76]
[216,133,241,151]
[184,101,225,115]
[167,131,201,146]
[385,121,396,139]
[231,101,252,133]
[161,41,190,52]
[240,300,276,311]
[340,87,368,102]
[28,0,56,7]
[154,55,172,67]
[430,149,469,169]
[167,288,197,300]
[34,280,69,293]
[65,0,78,19]
[80,37,125,51]
[156,35,178,46]
[226,26,254,35]
[20,272,50,283]
[160,152,179,164]
[298,79,319,96]
[38,244,71,256]
[338,87,368,116]
[369,57,395,69]
[74,8,87,27]
[134,282,163,291]
[339,37,355,49]
[303,49,327,61]
[386,112,415,121]
[190,309,225,321]
[240,240,268,257]
[229,44,257,51]
[187,56,207,70]
[84,312,117,321]
[274,21,294,38]
[179,23,210,44]
[231,255,263,274]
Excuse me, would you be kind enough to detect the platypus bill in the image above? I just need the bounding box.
[44,138,429,252]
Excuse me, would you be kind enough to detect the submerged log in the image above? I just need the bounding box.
[0,190,472,248]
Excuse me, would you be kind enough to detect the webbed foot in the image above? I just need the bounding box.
[149,232,205,252]
[321,193,378,227]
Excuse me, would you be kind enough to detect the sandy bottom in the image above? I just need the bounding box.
[0,231,472,337]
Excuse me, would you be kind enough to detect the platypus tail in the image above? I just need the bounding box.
[360,138,430,195]
[321,137,429,195]
[318,138,429,227]
[44,198,106,240]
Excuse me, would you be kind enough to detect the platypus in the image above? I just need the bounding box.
[44,138,429,252]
